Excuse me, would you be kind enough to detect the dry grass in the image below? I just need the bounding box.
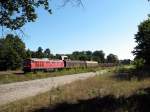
[0,67,103,84]
[0,69,150,112]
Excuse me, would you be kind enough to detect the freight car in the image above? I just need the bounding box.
[23,58,99,72]
[85,61,98,67]
[99,63,117,67]
[65,60,86,68]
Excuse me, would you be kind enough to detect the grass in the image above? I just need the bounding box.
[0,67,105,84]
[0,66,150,112]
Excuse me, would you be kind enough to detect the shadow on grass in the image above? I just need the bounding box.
[33,87,150,112]
[13,72,25,75]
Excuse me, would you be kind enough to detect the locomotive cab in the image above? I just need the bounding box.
[23,59,32,72]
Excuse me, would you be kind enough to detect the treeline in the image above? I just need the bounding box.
[0,34,128,71]
[68,51,118,63]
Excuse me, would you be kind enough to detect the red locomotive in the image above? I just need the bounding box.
[23,58,64,72]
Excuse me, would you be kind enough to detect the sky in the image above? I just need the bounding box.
[21,0,150,60]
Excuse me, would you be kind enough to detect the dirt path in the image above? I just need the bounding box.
[0,72,102,106]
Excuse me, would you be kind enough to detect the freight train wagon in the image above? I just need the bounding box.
[99,63,117,67]
[85,61,98,67]
[64,60,86,68]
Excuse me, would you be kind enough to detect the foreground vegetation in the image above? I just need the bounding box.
[0,66,150,112]
[0,67,105,84]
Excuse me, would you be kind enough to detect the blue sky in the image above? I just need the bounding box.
[22,0,149,60]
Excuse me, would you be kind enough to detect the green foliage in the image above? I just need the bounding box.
[70,51,92,61]
[92,50,105,63]
[0,34,26,70]
[26,49,32,58]
[69,50,107,63]
[54,54,61,59]
[28,47,53,59]
[133,58,145,69]
[115,65,135,73]
[120,59,131,65]
[35,47,44,58]
[85,51,93,60]
[0,0,52,30]
[133,18,150,65]
[106,54,119,63]
[44,48,53,58]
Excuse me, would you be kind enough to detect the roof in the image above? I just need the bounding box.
[85,61,98,64]
[28,58,62,62]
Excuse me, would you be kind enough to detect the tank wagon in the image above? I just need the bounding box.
[23,58,98,72]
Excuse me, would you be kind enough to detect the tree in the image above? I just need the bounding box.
[35,47,44,58]
[71,51,80,60]
[0,34,26,70]
[133,18,150,65]
[70,51,91,61]
[44,48,52,58]
[78,54,87,61]
[1,48,22,70]
[31,51,36,58]
[0,0,51,30]
[26,49,32,58]
[133,58,144,69]
[77,51,87,61]
[85,51,92,61]
[92,50,105,63]
[4,34,26,59]
[106,54,119,63]
[54,54,61,59]
[120,59,131,65]
[0,0,82,30]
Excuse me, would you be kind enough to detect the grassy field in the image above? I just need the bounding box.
[0,67,105,84]
[0,66,150,112]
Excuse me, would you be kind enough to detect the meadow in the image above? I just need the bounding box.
[0,66,150,112]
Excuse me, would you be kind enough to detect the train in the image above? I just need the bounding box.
[23,58,99,72]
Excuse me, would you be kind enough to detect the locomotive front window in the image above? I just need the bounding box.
[23,60,31,67]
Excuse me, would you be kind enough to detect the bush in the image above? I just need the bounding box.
[133,58,145,69]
